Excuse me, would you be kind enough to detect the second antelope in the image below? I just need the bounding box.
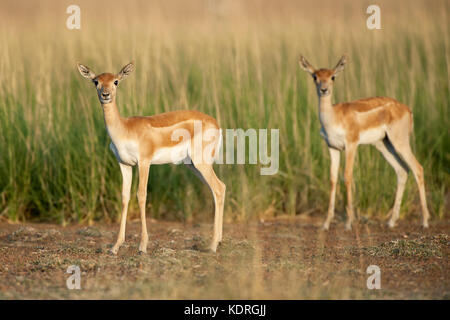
[77,62,226,254]
[299,55,430,230]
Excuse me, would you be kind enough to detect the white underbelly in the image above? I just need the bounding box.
[110,140,191,166]
[151,142,190,165]
[110,141,139,166]
[358,127,386,145]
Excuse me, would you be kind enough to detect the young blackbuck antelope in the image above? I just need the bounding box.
[77,62,225,254]
[299,55,430,230]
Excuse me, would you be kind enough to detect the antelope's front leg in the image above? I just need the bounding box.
[111,163,132,255]
[344,144,357,230]
[323,148,340,230]
[137,161,151,253]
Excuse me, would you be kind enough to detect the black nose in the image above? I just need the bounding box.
[321,88,328,93]
[102,92,110,97]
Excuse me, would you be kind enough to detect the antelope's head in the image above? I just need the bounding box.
[299,55,347,98]
[77,62,135,104]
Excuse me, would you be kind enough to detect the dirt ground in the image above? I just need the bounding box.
[0,215,448,299]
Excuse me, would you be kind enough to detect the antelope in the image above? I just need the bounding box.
[77,62,226,254]
[299,55,430,230]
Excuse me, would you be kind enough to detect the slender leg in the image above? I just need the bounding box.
[344,143,357,230]
[374,138,409,228]
[111,163,133,255]
[137,161,151,253]
[189,162,225,252]
[387,137,430,228]
[323,147,340,230]
[186,159,222,242]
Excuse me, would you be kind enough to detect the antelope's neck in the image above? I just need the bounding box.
[318,95,335,129]
[102,101,125,142]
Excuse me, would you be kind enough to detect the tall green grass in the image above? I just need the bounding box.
[0,0,448,223]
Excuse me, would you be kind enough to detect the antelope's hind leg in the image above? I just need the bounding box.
[386,132,430,228]
[186,160,225,252]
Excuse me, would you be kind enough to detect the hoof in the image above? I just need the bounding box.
[321,223,330,231]
[387,220,396,228]
[109,248,119,255]
[423,221,429,228]
[345,222,352,230]
[138,241,148,254]
[209,243,218,253]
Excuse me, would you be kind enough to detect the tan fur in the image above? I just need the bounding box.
[332,97,412,143]
[78,62,225,254]
[299,55,430,230]
[108,111,219,160]
[128,110,219,128]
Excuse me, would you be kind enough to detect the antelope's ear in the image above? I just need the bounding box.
[77,63,96,80]
[117,61,135,80]
[298,55,315,75]
[333,55,347,76]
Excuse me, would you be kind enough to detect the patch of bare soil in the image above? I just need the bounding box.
[0,216,448,299]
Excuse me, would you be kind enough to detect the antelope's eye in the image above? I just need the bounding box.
[93,80,98,86]
[114,80,119,86]
[313,75,317,81]
[331,76,335,81]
